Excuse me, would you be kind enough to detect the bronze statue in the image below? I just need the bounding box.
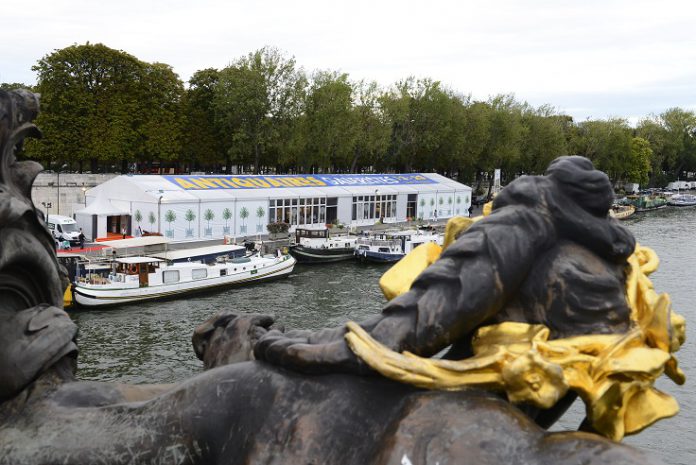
[0,88,682,464]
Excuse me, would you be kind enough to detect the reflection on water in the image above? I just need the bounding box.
[70,209,695,465]
[72,262,387,383]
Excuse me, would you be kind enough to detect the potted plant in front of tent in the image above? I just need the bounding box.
[239,207,249,234]
[204,209,215,237]
[165,210,176,238]
[134,210,142,232]
[185,209,196,237]
[430,198,435,219]
[447,196,453,216]
[222,207,232,235]
[148,212,156,234]
[266,221,290,240]
[256,206,265,233]
[456,196,461,215]
[418,198,425,221]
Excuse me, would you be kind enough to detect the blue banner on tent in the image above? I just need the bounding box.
[163,173,437,190]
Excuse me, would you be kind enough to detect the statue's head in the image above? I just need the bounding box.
[545,155,614,216]
[0,89,77,400]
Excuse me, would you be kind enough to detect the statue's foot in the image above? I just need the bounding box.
[193,312,275,369]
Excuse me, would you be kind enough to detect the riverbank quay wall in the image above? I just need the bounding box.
[31,173,119,217]
[82,173,471,241]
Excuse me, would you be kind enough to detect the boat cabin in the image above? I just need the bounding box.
[112,256,164,287]
[295,228,330,241]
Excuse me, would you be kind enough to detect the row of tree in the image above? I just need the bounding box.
[4,43,696,188]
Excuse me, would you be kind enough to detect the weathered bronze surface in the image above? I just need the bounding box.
[0,88,677,464]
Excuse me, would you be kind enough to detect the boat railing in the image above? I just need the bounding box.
[356,237,401,248]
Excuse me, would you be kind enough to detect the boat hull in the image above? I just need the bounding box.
[354,249,404,263]
[290,245,355,263]
[74,258,295,307]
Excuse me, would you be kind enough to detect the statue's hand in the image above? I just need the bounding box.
[253,327,367,374]
[192,312,275,369]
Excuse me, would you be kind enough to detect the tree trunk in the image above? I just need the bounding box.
[350,148,360,173]
[254,143,260,174]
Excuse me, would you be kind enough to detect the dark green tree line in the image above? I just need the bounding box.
[7,42,696,186]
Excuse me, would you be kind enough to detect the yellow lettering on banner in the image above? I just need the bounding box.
[221,178,240,188]
[232,177,256,188]
[266,177,284,188]
[191,178,220,189]
[206,178,228,188]
[305,176,327,187]
[174,177,197,189]
[249,178,271,188]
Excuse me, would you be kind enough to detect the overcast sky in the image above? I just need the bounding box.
[2,0,696,123]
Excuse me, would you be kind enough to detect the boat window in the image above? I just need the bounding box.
[378,247,390,253]
[192,268,207,280]
[243,267,246,270]
[163,270,180,284]
[220,269,227,276]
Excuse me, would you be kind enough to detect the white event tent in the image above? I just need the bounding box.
[74,190,130,240]
[81,173,472,241]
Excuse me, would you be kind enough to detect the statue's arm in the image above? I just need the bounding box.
[354,206,554,356]
[255,205,554,373]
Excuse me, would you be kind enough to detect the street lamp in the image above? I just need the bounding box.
[56,163,68,215]
[81,187,87,207]
[41,201,52,224]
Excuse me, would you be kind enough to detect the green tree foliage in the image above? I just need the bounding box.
[570,118,632,182]
[304,71,356,171]
[519,106,569,175]
[26,43,184,172]
[638,109,696,182]
[381,78,469,175]
[0,82,32,91]
[181,69,226,169]
[626,137,652,185]
[214,47,306,173]
[18,43,696,186]
[350,80,390,172]
[479,95,525,185]
[137,63,185,167]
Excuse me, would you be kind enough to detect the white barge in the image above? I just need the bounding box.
[73,250,296,307]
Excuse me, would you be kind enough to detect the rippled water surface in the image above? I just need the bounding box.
[71,209,696,465]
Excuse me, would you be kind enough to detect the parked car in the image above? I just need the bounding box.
[472,194,490,206]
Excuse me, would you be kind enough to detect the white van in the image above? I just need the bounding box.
[47,215,81,245]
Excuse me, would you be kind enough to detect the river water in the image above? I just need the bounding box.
[71,209,695,465]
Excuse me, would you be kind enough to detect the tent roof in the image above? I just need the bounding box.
[85,173,472,204]
[75,190,129,215]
